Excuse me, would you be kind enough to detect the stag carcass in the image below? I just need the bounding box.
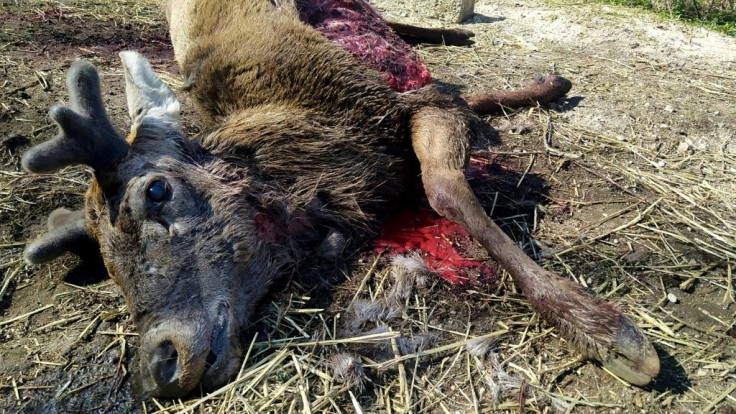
[22,0,659,398]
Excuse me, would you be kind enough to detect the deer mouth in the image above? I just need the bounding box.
[205,304,230,374]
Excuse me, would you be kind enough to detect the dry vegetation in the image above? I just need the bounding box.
[1,0,735,413]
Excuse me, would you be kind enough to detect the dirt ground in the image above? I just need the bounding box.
[1,0,735,413]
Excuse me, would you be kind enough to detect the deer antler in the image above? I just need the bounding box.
[21,60,129,174]
[24,208,97,264]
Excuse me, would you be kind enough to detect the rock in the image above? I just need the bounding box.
[677,140,694,156]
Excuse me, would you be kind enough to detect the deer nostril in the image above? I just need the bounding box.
[151,340,179,387]
[205,350,217,367]
[209,305,229,366]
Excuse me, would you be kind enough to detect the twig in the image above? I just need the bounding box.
[701,382,736,413]
[0,304,53,326]
[516,154,536,188]
[723,261,734,304]
[0,264,22,302]
[543,117,581,159]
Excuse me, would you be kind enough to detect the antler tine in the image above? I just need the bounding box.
[21,60,130,174]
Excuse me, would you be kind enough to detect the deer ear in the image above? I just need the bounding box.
[119,51,180,126]
[24,208,98,264]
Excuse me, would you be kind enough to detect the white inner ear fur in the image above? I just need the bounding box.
[119,51,180,127]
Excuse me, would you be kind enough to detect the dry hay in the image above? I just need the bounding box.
[1,0,735,413]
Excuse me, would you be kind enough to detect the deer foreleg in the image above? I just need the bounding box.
[409,106,660,385]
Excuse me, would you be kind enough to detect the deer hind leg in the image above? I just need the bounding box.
[409,106,660,385]
[464,75,573,115]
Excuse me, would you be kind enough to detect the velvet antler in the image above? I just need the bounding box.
[24,208,97,264]
[21,60,129,174]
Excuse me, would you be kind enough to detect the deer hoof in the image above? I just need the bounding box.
[601,316,660,386]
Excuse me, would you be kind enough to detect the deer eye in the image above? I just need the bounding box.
[147,180,168,203]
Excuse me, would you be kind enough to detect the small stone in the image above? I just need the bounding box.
[677,141,694,156]
[656,160,666,168]
[634,393,643,407]
[667,292,677,303]
[664,104,676,113]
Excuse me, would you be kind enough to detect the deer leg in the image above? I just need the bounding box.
[387,21,475,46]
[464,75,573,115]
[409,107,660,385]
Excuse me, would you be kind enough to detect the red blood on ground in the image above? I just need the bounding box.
[373,208,494,285]
[302,0,493,284]
[298,0,432,92]
[371,157,498,285]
